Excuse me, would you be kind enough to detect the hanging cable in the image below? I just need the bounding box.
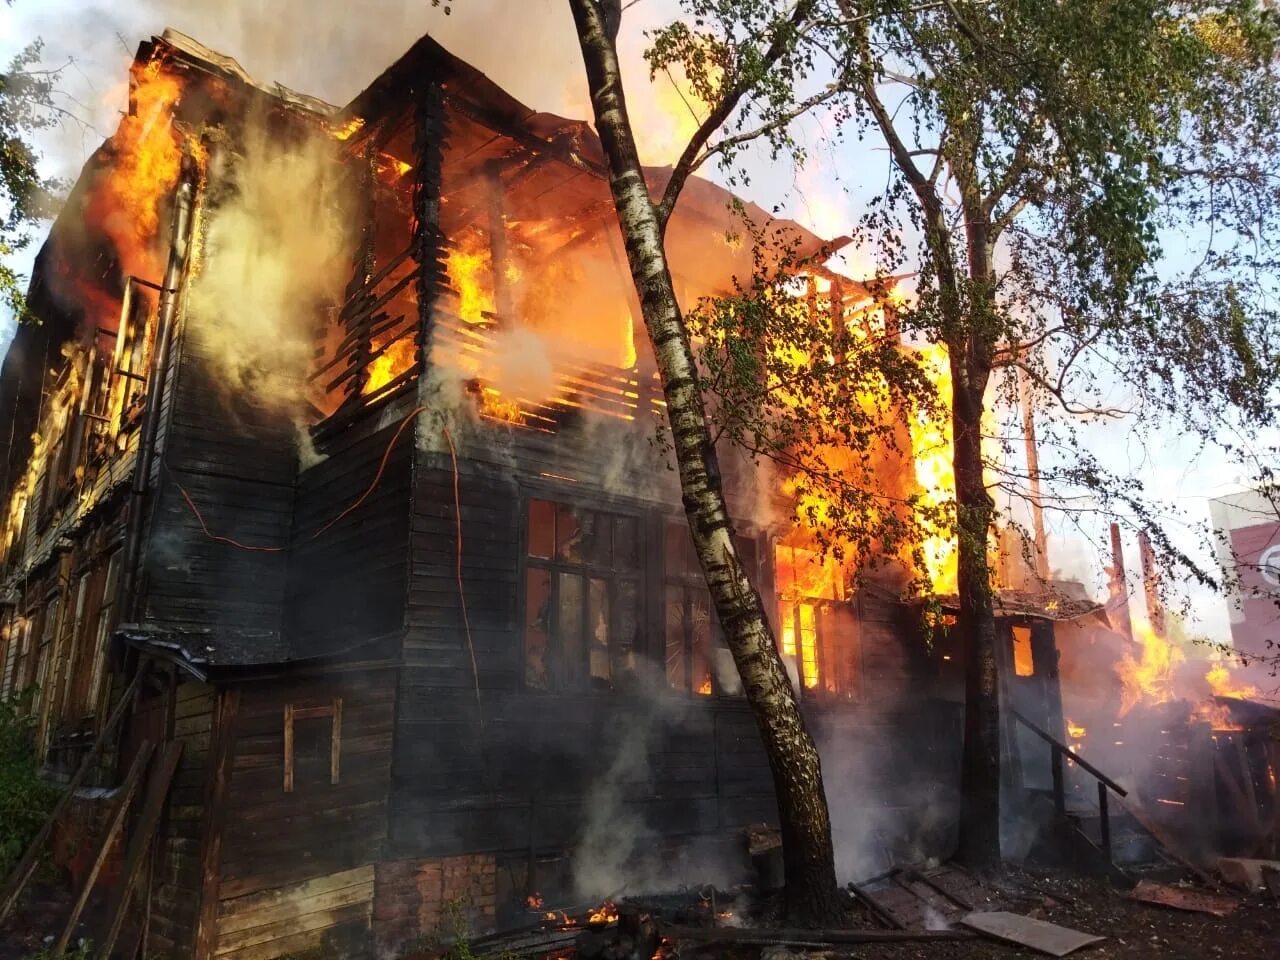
[443,425,483,731]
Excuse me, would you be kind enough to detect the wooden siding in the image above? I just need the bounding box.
[211,670,395,960]
[146,679,218,959]
[141,321,296,636]
[393,445,960,882]
[287,396,416,654]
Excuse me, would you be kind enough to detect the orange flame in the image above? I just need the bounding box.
[85,59,184,285]
[909,343,957,594]
[588,901,618,925]
[1116,616,1184,716]
[1204,660,1257,701]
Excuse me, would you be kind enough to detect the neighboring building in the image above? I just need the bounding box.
[1210,489,1280,677]
[0,30,1089,960]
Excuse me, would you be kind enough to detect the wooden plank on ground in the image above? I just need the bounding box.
[1125,879,1237,917]
[961,911,1104,957]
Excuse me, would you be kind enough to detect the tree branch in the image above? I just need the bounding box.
[656,0,817,231]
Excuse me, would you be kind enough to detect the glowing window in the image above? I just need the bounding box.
[1012,625,1035,677]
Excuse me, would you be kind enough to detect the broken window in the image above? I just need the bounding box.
[775,544,860,700]
[523,499,641,692]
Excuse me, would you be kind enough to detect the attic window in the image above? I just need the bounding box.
[283,698,343,792]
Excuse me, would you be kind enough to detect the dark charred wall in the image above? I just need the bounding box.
[209,668,395,960]
[388,445,960,897]
[140,319,297,640]
[286,394,416,656]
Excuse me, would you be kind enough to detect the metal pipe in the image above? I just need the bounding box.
[118,155,196,622]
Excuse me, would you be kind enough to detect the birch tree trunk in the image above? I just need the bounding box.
[953,198,1002,872]
[951,362,1002,871]
[566,0,841,923]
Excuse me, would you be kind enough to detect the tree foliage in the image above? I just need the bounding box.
[1,35,63,325]
[0,691,58,878]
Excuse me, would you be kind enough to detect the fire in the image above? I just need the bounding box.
[1065,718,1086,753]
[1194,700,1243,731]
[85,58,184,285]
[696,676,713,696]
[364,338,417,397]
[1116,616,1184,716]
[1204,660,1257,701]
[447,232,498,325]
[909,343,957,593]
[588,901,618,925]
[525,893,544,910]
[333,116,365,141]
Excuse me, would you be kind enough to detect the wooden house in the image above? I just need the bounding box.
[0,29,1092,960]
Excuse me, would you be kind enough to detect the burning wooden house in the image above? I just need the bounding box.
[0,29,1126,960]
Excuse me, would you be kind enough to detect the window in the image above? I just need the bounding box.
[0,612,15,700]
[59,573,92,721]
[775,544,860,699]
[523,499,640,692]
[283,699,342,792]
[5,616,31,701]
[1011,625,1034,677]
[661,523,756,697]
[31,596,61,719]
[108,286,154,436]
[86,552,121,713]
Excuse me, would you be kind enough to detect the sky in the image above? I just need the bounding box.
[0,0,1268,644]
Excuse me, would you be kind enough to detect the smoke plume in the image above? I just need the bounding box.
[185,115,354,427]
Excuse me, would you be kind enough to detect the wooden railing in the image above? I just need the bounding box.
[1011,708,1128,864]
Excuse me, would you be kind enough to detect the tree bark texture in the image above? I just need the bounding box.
[952,178,1002,872]
[566,0,841,923]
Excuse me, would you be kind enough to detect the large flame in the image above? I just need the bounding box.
[85,58,184,285]
[1116,616,1184,716]
[1116,615,1258,726]
[909,343,957,594]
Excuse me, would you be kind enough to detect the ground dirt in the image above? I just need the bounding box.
[687,866,1278,960]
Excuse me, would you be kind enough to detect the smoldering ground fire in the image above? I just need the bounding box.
[0,24,1276,960]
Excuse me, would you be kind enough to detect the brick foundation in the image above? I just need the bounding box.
[374,854,497,950]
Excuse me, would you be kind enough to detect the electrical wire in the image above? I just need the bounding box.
[177,403,427,549]
[443,425,483,731]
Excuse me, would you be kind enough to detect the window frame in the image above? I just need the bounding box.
[773,542,862,703]
[520,496,644,694]
[85,550,121,715]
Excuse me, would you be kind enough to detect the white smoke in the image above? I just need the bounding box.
[185,113,354,433]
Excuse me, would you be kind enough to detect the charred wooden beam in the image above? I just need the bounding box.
[485,159,516,324]
[413,79,449,378]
